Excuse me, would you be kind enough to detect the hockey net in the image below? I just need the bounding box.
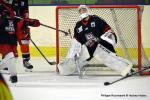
[56,5,150,75]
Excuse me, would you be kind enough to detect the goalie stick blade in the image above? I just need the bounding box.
[103,75,128,86]
[104,66,150,86]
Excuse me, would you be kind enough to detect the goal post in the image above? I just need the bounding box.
[56,5,150,75]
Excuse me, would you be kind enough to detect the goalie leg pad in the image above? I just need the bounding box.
[78,45,90,64]
[58,40,90,75]
[58,58,89,76]
[93,44,132,76]
[66,38,81,59]
[58,45,90,75]
[58,58,76,75]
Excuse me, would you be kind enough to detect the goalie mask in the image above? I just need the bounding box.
[78,5,91,19]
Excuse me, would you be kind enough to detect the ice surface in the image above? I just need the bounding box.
[1,58,150,100]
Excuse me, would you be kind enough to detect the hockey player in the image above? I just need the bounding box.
[58,5,133,77]
[0,1,40,83]
[11,0,34,71]
[0,0,19,83]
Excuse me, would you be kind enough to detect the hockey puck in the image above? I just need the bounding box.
[104,82,110,86]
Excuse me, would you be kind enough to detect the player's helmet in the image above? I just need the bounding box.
[78,5,90,19]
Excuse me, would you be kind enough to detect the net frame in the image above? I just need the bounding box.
[56,5,150,75]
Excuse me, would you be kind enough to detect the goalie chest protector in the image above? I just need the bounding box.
[74,15,112,57]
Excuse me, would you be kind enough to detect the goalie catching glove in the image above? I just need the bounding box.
[100,30,117,46]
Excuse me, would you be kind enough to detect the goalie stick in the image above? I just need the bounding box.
[104,66,150,86]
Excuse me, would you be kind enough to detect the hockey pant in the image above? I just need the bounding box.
[93,44,133,76]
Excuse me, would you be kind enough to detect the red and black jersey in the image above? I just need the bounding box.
[12,0,29,18]
[0,17,40,45]
[74,15,114,57]
[0,17,20,45]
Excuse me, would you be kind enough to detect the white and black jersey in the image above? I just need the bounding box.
[74,15,115,59]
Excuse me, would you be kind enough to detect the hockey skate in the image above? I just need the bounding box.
[10,75,18,83]
[3,67,8,70]
[23,60,33,72]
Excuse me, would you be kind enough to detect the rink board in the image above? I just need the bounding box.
[19,46,150,58]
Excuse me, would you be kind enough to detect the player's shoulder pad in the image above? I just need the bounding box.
[91,15,99,18]
[92,15,107,23]
[91,15,103,20]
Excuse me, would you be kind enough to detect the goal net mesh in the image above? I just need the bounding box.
[56,6,150,75]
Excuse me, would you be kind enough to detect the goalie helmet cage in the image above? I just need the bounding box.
[56,5,150,75]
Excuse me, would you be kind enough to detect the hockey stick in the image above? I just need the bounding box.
[104,66,150,86]
[13,16,58,65]
[14,16,69,36]
[30,38,56,65]
[40,23,69,36]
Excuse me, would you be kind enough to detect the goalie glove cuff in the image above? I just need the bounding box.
[101,31,117,46]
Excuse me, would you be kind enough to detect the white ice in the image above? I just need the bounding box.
[1,57,150,100]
